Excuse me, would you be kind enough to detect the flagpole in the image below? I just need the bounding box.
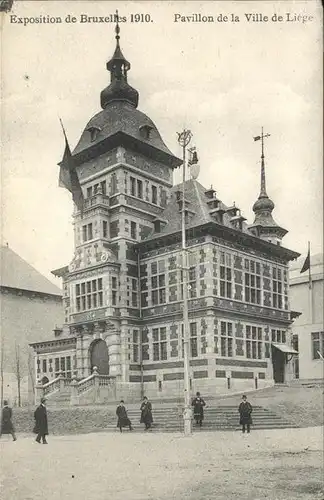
[307,241,313,324]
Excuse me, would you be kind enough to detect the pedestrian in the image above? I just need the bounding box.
[191,391,206,427]
[33,397,48,444]
[0,400,17,441]
[238,394,253,434]
[116,400,133,432]
[140,396,153,431]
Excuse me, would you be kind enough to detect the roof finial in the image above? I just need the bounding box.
[115,10,120,42]
[100,18,139,109]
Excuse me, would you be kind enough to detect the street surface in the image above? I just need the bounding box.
[1,427,323,500]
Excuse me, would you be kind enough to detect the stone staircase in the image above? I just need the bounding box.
[96,405,298,433]
[14,403,298,436]
[45,388,71,407]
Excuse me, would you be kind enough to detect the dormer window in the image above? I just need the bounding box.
[139,125,153,140]
[87,126,101,143]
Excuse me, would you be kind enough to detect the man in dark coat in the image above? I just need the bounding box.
[140,396,153,431]
[238,394,253,434]
[34,397,48,444]
[116,400,133,432]
[0,400,17,441]
[191,392,206,427]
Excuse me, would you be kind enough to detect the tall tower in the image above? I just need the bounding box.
[59,20,181,383]
[249,129,287,245]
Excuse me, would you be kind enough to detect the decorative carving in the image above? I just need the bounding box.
[213,297,290,321]
[116,147,126,163]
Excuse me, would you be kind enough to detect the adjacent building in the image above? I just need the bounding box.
[290,253,324,381]
[30,23,300,402]
[0,245,63,404]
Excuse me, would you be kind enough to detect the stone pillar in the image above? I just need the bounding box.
[57,371,65,391]
[92,366,100,403]
[120,320,129,383]
[106,330,121,377]
[35,383,44,404]
[70,378,79,406]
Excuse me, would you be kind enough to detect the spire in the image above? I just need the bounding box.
[260,127,268,197]
[100,11,139,109]
[250,128,287,242]
[252,128,274,213]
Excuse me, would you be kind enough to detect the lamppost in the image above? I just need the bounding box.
[177,128,193,436]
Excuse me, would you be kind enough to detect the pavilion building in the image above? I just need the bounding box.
[30,23,300,403]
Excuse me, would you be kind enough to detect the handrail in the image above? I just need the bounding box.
[42,376,61,395]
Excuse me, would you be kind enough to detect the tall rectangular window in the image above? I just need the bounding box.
[272,267,283,309]
[246,325,263,359]
[220,321,233,357]
[103,221,108,238]
[112,276,118,306]
[110,173,117,195]
[100,180,107,195]
[311,332,324,359]
[220,252,232,299]
[132,330,139,363]
[131,221,137,239]
[66,356,72,378]
[244,259,261,304]
[87,186,93,198]
[188,266,197,298]
[137,180,143,199]
[42,359,47,372]
[271,329,286,344]
[152,185,157,204]
[131,278,138,307]
[153,327,167,361]
[141,328,149,361]
[130,177,136,196]
[76,278,103,312]
[82,223,93,242]
[151,261,166,305]
[190,323,198,357]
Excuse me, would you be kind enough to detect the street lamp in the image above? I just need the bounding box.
[177,128,193,436]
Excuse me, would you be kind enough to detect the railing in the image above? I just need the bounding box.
[42,376,61,395]
[75,373,95,395]
[98,375,114,387]
[82,194,110,211]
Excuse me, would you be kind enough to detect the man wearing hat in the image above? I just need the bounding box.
[0,400,17,441]
[33,397,48,444]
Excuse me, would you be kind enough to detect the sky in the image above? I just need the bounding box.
[1,1,323,286]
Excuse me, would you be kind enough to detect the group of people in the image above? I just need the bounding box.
[0,396,49,444]
[1,393,253,441]
[116,396,153,432]
[191,392,253,434]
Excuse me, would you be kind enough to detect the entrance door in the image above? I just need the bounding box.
[271,346,285,383]
[90,339,109,375]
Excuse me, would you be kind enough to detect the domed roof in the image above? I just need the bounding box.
[73,100,175,159]
[253,194,275,212]
[100,79,139,109]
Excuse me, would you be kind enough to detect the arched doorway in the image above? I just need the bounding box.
[90,339,109,375]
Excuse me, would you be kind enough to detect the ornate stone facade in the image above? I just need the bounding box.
[30,24,300,402]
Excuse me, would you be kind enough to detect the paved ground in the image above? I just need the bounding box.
[1,427,323,500]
